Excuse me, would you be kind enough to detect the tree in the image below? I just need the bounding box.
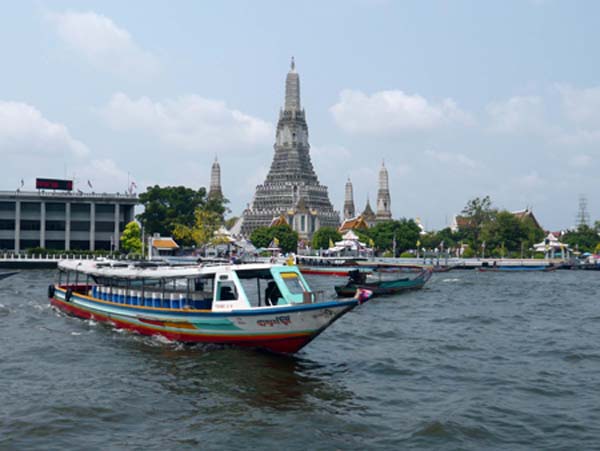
[137,185,228,241]
[224,216,239,230]
[250,226,272,249]
[368,219,420,256]
[172,209,222,249]
[458,196,496,247]
[562,225,600,253]
[120,221,142,254]
[249,224,299,253]
[311,227,342,250]
[271,225,299,253]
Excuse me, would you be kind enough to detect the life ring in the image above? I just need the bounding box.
[47,284,55,298]
[65,288,73,302]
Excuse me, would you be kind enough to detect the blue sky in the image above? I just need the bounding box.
[1,0,599,230]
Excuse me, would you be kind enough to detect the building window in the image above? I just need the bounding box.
[0,220,15,230]
[96,204,115,214]
[95,241,111,251]
[71,221,90,232]
[46,220,66,231]
[0,202,15,211]
[46,240,64,250]
[70,240,90,250]
[20,220,41,231]
[46,203,65,213]
[21,202,40,213]
[0,240,14,249]
[71,204,90,214]
[20,239,40,250]
[95,221,115,232]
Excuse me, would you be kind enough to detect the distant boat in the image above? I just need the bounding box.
[0,271,18,280]
[477,265,557,272]
[334,267,432,298]
[297,256,370,277]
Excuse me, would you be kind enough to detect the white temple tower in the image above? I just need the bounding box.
[208,157,223,200]
[343,178,356,220]
[376,161,392,221]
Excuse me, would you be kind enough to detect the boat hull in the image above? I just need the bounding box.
[298,266,363,277]
[50,286,360,354]
[334,270,432,298]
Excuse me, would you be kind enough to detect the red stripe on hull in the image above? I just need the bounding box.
[50,298,314,354]
[299,268,351,277]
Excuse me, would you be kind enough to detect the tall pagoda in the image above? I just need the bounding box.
[241,59,339,238]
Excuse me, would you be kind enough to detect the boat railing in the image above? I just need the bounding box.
[70,285,214,310]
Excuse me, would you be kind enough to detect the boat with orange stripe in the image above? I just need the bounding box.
[49,260,372,354]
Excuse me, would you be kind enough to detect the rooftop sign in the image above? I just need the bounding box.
[35,178,73,191]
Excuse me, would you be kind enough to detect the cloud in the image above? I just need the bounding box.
[46,10,159,78]
[0,101,89,158]
[424,149,479,169]
[558,84,600,130]
[515,171,545,189]
[330,89,472,134]
[73,158,130,193]
[568,154,592,168]
[99,93,273,153]
[486,95,548,134]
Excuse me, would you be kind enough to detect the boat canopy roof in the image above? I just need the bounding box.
[58,259,280,280]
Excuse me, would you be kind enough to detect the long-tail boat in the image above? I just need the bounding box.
[334,267,432,298]
[49,260,372,354]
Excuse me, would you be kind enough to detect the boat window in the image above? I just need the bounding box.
[280,272,306,295]
[217,281,238,301]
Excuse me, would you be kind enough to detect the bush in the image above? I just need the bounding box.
[399,251,414,258]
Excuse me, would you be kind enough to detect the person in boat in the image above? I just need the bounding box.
[348,269,367,285]
[265,281,282,306]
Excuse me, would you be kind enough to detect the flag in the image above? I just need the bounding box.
[416,239,420,247]
[329,238,334,248]
[20,179,24,188]
[273,237,280,247]
[87,180,93,189]
[368,238,375,248]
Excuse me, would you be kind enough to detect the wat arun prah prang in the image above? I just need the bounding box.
[241,59,339,238]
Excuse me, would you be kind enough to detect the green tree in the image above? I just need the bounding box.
[172,209,222,249]
[120,221,142,254]
[137,185,228,241]
[420,227,458,250]
[311,227,342,250]
[459,196,495,247]
[249,226,272,249]
[224,216,239,230]
[369,219,420,256]
[249,224,299,253]
[562,225,600,253]
[270,224,299,253]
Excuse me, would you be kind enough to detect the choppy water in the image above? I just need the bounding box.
[2,269,600,450]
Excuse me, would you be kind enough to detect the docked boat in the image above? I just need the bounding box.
[334,267,432,298]
[49,260,372,354]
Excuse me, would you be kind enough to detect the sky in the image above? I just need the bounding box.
[1,0,599,231]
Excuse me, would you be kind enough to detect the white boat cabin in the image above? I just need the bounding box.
[57,260,325,312]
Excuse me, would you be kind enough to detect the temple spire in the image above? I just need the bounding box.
[285,57,301,111]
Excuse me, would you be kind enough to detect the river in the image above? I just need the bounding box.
[1,269,599,450]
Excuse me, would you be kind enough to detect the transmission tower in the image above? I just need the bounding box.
[576,194,590,229]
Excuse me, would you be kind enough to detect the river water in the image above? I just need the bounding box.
[1,269,599,450]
